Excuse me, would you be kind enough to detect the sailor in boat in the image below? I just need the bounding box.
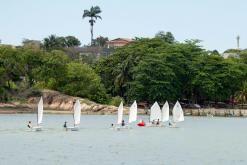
[63,121,67,129]
[169,121,174,127]
[156,119,160,125]
[137,119,145,126]
[121,120,125,127]
[27,121,32,129]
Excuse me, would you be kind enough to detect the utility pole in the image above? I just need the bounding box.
[236,35,240,49]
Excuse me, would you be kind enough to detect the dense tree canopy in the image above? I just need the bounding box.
[1,32,247,106]
[43,35,81,50]
[155,31,175,44]
[0,46,107,103]
[95,37,247,104]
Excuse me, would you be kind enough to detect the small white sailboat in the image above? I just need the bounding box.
[117,101,124,125]
[149,101,161,122]
[171,101,184,127]
[113,101,125,130]
[161,101,169,123]
[128,100,137,124]
[66,99,81,131]
[146,101,164,127]
[33,97,43,131]
[114,101,137,130]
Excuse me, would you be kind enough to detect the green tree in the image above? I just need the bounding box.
[60,62,108,103]
[155,31,175,43]
[127,54,179,103]
[83,6,102,46]
[235,81,247,106]
[191,54,246,103]
[93,36,108,47]
[22,49,44,86]
[43,35,81,50]
[22,39,41,49]
[0,47,24,88]
[38,50,70,89]
[43,35,64,50]
[239,49,247,64]
[64,36,81,47]
[96,37,206,102]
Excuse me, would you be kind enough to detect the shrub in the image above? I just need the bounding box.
[109,96,123,106]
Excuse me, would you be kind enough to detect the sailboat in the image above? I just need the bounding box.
[149,101,161,122]
[66,99,81,131]
[114,101,137,130]
[32,97,43,131]
[146,101,163,127]
[171,101,184,127]
[117,101,124,125]
[113,101,125,130]
[161,101,169,125]
[128,100,137,127]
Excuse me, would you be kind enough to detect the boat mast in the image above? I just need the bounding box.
[73,101,75,126]
[37,98,39,126]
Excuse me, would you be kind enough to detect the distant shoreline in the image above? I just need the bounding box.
[0,109,146,115]
[1,107,247,117]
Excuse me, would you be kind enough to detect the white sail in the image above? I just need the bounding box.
[117,101,123,124]
[73,99,81,126]
[161,101,169,122]
[150,102,161,122]
[172,101,184,123]
[128,101,137,123]
[37,97,43,125]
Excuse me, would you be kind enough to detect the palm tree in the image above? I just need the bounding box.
[82,6,102,46]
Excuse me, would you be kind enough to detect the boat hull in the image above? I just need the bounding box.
[113,125,131,130]
[66,126,79,131]
[32,126,42,131]
[145,123,165,127]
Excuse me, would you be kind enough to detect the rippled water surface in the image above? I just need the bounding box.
[0,114,247,165]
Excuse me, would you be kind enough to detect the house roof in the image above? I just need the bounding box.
[107,38,133,44]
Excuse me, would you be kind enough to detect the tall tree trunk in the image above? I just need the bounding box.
[91,23,93,46]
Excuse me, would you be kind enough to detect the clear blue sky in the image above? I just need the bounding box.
[0,0,246,52]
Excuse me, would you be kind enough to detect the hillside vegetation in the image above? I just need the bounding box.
[1,33,247,106]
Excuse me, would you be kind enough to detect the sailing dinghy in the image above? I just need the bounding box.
[113,101,126,130]
[32,97,43,131]
[127,101,137,128]
[128,101,137,123]
[66,99,81,131]
[146,101,163,127]
[171,101,184,127]
[117,101,124,125]
[114,101,137,130]
[161,101,169,125]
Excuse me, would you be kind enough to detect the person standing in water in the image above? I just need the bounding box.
[27,121,32,129]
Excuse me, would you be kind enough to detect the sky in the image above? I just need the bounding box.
[0,0,247,52]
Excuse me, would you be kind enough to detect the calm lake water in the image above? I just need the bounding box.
[0,114,247,165]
